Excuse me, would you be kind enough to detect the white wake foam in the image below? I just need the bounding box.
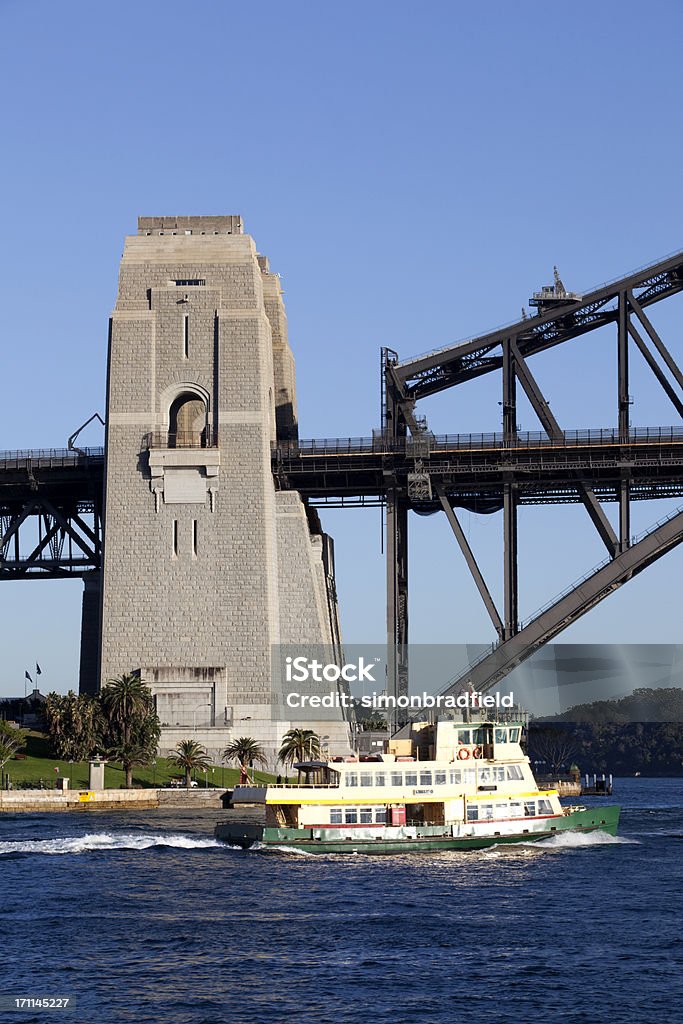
[249,841,317,856]
[0,832,222,856]
[532,830,639,849]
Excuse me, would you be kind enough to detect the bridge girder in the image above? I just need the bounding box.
[0,452,103,579]
[381,250,683,711]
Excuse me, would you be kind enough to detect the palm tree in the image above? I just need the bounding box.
[278,729,321,781]
[222,737,268,785]
[168,739,213,789]
[107,741,155,789]
[100,674,151,742]
[101,674,160,787]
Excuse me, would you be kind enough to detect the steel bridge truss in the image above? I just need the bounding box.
[382,249,683,705]
[0,451,102,579]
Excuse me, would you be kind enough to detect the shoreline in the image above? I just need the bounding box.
[0,788,232,813]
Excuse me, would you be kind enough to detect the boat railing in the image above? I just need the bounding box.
[262,782,341,790]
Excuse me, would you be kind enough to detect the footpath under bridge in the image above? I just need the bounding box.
[3,249,683,702]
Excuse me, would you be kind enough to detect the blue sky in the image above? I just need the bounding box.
[1,0,683,695]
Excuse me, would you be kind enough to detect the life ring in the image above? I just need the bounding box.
[457,747,470,761]
[472,746,482,759]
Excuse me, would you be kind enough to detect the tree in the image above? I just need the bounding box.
[278,729,321,781]
[528,723,579,775]
[0,720,28,772]
[168,739,213,789]
[44,691,103,761]
[100,674,160,788]
[222,737,268,784]
[351,699,387,733]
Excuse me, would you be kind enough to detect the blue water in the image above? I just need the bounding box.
[1,778,682,1024]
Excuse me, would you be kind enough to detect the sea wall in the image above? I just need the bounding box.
[0,788,232,813]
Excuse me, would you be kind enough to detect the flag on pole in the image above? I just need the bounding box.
[36,663,42,676]
[25,671,32,684]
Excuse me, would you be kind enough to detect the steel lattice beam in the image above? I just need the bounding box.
[438,504,683,700]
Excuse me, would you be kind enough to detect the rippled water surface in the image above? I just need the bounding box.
[1,778,682,1024]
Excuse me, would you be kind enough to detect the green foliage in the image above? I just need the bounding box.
[222,737,268,770]
[168,739,213,788]
[351,699,387,733]
[531,688,683,775]
[100,674,161,788]
[0,720,28,770]
[1,737,275,790]
[44,691,103,761]
[278,728,321,770]
[545,687,683,725]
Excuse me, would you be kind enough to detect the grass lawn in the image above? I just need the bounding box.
[3,732,275,789]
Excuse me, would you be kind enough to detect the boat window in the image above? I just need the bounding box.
[463,768,476,786]
[360,772,373,787]
[449,769,462,785]
[345,808,358,824]
[524,800,536,816]
[458,729,472,745]
[472,728,485,744]
[495,803,509,818]
[537,798,553,815]
[509,802,523,818]
[360,807,373,824]
[419,771,432,786]
[481,804,494,820]
[494,728,507,743]
[390,771,402,787]
[330,808,343,825]
[375,807,387,823]
[507,765,524,780]
[509,728,521,742]
[346,772,358,787]
[493,766,506,782]
[479,767,492,784]
[405,771,418,786]
[466,805,479,822]
[434,771,447,785]
[374,772,386,786]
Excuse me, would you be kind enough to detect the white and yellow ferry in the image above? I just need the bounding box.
[215,713,620,853]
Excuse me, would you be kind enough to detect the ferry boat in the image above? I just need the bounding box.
[215,713,620,854]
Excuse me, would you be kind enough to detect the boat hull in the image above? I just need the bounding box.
[215,805,621,854]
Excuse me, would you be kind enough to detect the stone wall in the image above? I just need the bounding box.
[0,788,233,813]
[0,789,159,813]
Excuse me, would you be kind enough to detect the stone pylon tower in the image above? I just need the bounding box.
[98,216,351,762]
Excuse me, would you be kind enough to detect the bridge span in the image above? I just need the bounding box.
[3,238,683,717]
[3,425,683,579]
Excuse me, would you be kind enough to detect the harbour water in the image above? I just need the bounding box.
[1,778,681,1024]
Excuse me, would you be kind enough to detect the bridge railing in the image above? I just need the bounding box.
[144,429,215,449]
[2,425,683,467]
[273,425,683,458]
[0,447,104,467]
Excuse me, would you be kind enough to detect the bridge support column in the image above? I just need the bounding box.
[502,340,519,639]
[386,489,409,726]
[618,290,631,552]
[79,571,101,695]
[503,482,518,639]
